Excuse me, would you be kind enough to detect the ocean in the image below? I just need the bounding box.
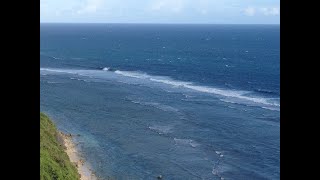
[40,24,280,180]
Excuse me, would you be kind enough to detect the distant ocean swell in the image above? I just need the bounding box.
[40,67,280,111]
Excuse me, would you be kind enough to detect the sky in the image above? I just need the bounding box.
[40,0,280,24]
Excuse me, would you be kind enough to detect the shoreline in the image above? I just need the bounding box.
[59,132,98,180]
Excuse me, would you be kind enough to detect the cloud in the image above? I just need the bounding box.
[77,0,105,14]
[260,7,280,16]
[149,0,185,13]
[244,6,280,17]
[244,7,255,16]
[41,0,280,24]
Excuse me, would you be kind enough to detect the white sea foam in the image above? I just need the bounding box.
[115,70,150,79]
[148,125,173,135]
[212,169,218,175]
[150,78,192,87]
[261,106,280,111]
[173,138,200,148]
[52,56,60,60]
[190,141,200,148]
[40,67,280,110]
[114,70,279,109]
[183,94,195,98]
[70,77,86,82]
[40,68,75,74]
[47,81,60,84]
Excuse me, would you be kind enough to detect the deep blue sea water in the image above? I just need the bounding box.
[40,24,280,180]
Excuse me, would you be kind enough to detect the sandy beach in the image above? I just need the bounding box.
[59,132,97,180]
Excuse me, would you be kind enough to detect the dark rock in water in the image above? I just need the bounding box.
[157,175,162,179]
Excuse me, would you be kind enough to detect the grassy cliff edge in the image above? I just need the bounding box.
[40,113,80,180]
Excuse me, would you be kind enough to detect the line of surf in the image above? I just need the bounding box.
[40,67,280,109]
[113,69,280,108]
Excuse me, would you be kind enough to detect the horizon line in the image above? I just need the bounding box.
[40,22,280,25]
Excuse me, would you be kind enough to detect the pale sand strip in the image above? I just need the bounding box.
[59,132,98,180]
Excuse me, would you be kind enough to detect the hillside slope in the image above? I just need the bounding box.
[40,113,80,180]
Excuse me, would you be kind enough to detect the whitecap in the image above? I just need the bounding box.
[173,138,200,148]
[149,125,173,135]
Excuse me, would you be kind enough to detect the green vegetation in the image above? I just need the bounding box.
[40,113,79,180]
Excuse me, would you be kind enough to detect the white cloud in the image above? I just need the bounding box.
[77,0,105,14]
[41,0,280,23]
[260,7,280,16]
[244,6,280,17]
[244,7,255,16]
[194,0,209,15]
[149,0,185,13]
